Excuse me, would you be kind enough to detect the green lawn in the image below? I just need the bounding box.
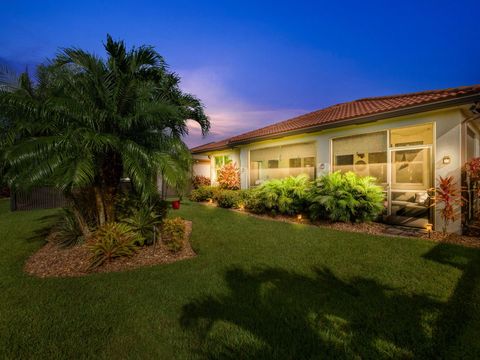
[1,199,480,359]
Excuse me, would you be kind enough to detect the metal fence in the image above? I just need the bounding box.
[10,187,70,211]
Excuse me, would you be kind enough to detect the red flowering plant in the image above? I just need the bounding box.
[463,157,480,223]
[192,175,211,189]
[217,162,240,190]
[435,176,464,235]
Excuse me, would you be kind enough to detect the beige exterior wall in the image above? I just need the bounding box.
[193,106,473,233]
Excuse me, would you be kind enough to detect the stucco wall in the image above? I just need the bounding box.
[194,107,469,233]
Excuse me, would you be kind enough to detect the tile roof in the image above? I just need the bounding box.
[191,84,480,153]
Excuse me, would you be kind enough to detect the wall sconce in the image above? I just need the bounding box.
[442,156,451,165]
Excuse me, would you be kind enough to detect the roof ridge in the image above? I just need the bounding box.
[354,84,480,102]
[191,84,480,153]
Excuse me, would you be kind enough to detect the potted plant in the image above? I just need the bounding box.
[172,177,187,210]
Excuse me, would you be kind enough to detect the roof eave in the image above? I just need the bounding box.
[191,93,480,153]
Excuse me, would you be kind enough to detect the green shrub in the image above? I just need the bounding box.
[189,185,218,202]
[215,189,242,208]
[244,175,311,215]
[121,206,163,245]
[162,217,185,252]
[114,190,143,219]
[309,171,384,222]
[49,208,85,247]
[88,222,141,268]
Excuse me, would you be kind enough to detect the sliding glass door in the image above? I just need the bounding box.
[386,124,434,228]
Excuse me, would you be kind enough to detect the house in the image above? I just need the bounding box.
[191,85,480,233]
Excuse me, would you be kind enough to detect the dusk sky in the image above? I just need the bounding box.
[2,0,479,147]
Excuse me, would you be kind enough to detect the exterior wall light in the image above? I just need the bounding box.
[442,156,451,165]
[297,214,302,220]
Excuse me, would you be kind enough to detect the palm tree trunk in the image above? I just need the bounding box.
[64,191,92,238]
[94,186,106,226]
[72,206,91,238]
[104,186,116,223]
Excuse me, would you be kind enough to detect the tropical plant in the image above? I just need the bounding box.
[121,206,163,245]
[244,175,311,215]
[48,208,85,247]
[192,175,210,189]
[161,217,185,252]
[217,162,240,190]
[309,171,384,222]
[88,222,142,268]
[215,189,242,208]
[0,36,209,235]
[464,157,480,223]
[435,176,463,235]
[189,185,218,202]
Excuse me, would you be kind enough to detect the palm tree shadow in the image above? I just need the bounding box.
[25,214,59,243]
[181,266,440,359]
[423,243,480,357]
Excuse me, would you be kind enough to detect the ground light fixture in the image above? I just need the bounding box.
[425,223,433,238]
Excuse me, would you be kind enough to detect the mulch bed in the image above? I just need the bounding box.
[24,220,195,278]
[202,202,480,249]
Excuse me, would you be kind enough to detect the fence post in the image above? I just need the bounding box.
[10,191,16,211]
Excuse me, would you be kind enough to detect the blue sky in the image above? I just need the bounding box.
[1,0,479,146]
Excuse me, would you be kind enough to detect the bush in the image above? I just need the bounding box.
[192,175,211,189]
[115,191,143,219]
[88,222,142,268]
[162,217,185,252]
[217,162,240,190]
[121,206,163,245]
[49,208,85,247]
[309,171,384,223]
[244,175,311,215]
[189,185,218,202]
[215,189,243,208]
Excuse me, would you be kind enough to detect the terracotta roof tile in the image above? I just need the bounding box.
[191,84,480,153]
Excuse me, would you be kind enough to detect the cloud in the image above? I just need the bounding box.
[179,67,308,147]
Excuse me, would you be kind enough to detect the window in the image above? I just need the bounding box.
[332,131,388,184]
[289,158,301,168]
[215,155,232,177]
[268,160,279,168]
[304,157,315,168]
[249,142,316,186]
[467,127,479,161]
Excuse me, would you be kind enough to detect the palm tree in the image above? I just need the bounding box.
[0,35,209,233]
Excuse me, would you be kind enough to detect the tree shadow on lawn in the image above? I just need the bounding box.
[24,214,59,243]
[181,266,442,359]
[423,243,480,358]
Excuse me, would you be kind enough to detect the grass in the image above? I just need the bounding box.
[1,198,480,359]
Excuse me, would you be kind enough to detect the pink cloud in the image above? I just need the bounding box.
[179,67,307,148]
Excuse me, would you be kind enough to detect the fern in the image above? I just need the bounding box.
[309,171,384,222]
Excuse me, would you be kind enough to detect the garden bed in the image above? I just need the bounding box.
[201,202,480,249]
[24,220,195,278]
